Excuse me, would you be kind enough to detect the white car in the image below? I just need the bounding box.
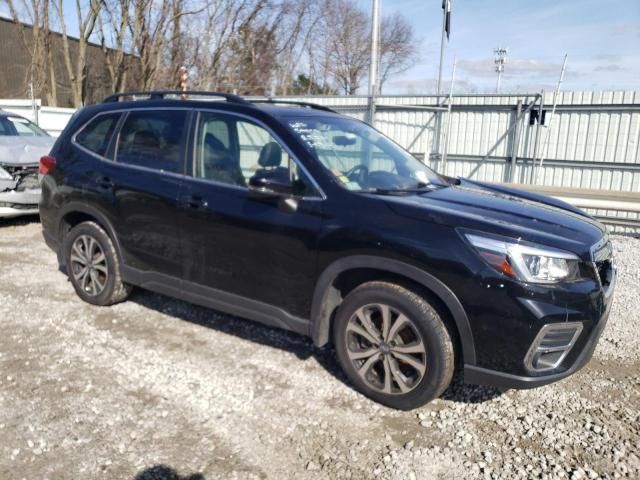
[0,111,55,218]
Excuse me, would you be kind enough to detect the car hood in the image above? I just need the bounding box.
[0,137,55,166]
[383,178,606,258]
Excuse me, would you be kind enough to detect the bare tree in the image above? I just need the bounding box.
[98,0,133,94]
[5,0,58,105]
[4,0,418,103]
[379,12,416,92]
[54,0,102,106]
[321,0,370,95]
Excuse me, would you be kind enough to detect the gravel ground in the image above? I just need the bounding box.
[0,217,638,480]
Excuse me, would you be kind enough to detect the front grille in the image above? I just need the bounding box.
[16,172,39,191]
[2,165,38,178]
[591,238,614,289]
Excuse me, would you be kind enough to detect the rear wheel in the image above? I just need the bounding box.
[333,281,455,410]
[64,221,131,306]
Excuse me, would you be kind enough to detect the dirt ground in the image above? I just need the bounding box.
[0,217,638,480]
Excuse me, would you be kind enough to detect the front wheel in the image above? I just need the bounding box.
[333,281,455,410]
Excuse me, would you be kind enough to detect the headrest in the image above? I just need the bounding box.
[258,142,282,167]
[204,133,226,151]
[131,130,159,148]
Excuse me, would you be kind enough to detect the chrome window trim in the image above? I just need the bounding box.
[194,108,326,201]
[524,321,584,373]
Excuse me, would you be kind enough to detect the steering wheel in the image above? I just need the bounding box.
[344,164,369,184]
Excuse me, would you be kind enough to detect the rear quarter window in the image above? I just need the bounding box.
[75,113,121,158]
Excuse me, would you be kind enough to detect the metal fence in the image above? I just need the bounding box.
[279,92,640,194]
[3,92,639,231]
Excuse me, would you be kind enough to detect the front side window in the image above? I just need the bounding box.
[116,110,187,173]
[194,112,319,196]
[285,115,440,192]
[75,113,120,157]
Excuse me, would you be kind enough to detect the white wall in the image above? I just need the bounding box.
[0,99,75,137]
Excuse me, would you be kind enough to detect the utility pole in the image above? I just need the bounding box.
[535,54,568,184]
[441,57,457,171]
[437,0,451,96]
[494,48,508,93]
[367,0,381,125]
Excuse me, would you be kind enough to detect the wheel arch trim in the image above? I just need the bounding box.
[310,255,476,364]
[57,202,124,266]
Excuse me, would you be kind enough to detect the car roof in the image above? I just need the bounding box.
[0,110,24,119]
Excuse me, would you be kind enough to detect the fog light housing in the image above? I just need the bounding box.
[524,322,583,372]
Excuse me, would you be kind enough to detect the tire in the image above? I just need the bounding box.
[333,281,455,410]
[63,221,131,306]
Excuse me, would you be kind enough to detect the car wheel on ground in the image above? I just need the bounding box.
[63,221,131,306]
[333,281,455,410]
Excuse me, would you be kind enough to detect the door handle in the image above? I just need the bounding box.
[96,176,113,190]
[181,194,208,209]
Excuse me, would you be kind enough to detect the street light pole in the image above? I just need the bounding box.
[494,48,507,93]
[367,0,380,125]
[437,1,450,96]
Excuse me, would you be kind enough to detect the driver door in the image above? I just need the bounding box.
[180,111,324,319]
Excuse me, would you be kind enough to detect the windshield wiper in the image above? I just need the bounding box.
[364,182,436,195]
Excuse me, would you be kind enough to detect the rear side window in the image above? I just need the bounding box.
[75,113,120,157]
[116,110,187,173]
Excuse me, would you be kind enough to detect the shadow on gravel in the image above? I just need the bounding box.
[440,373,503,404]
[134,465,204,480]
[129,289,349,385]
[0,214,40,227]
[130,289,502,406]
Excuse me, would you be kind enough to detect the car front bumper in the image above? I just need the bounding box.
[0,188,41,218]
[463,303,610,389]
[460,254,616,390]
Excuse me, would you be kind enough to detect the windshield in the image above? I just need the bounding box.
[0,116,50,137]
[285,115,440,192]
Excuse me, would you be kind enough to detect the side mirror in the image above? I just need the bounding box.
[248,175,294,196]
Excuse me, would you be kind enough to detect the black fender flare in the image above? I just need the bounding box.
[57,202,124,265]
[310,255,476,365]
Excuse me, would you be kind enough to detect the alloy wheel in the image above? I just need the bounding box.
[69,234,108,297]
[345,303,427,395]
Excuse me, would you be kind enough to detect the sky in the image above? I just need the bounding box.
[2,0,638,95]
[357,0,640,94]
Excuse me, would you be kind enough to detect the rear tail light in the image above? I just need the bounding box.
[39,155,56,175]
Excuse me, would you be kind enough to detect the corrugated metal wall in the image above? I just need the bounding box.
[3,92,639,194]
[280,92,640,194]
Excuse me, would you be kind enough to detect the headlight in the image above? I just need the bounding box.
[465,233,581,284]
[0,166,13,180]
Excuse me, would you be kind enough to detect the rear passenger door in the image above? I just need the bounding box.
[107,109,190,279]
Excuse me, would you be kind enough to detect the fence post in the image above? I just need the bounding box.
[509,100,522,183]
[367,95,377,126]
[530,92,544,183]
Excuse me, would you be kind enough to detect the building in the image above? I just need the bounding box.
[0,16,141,107]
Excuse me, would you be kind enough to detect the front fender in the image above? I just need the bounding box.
[310,255,476,365]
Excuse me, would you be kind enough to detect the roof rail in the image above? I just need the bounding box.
[103,90,250,105]
[251,99,336,113]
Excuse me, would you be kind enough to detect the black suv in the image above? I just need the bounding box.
[40,91,615,410]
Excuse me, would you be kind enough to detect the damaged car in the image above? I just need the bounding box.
[0,111,54,218]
